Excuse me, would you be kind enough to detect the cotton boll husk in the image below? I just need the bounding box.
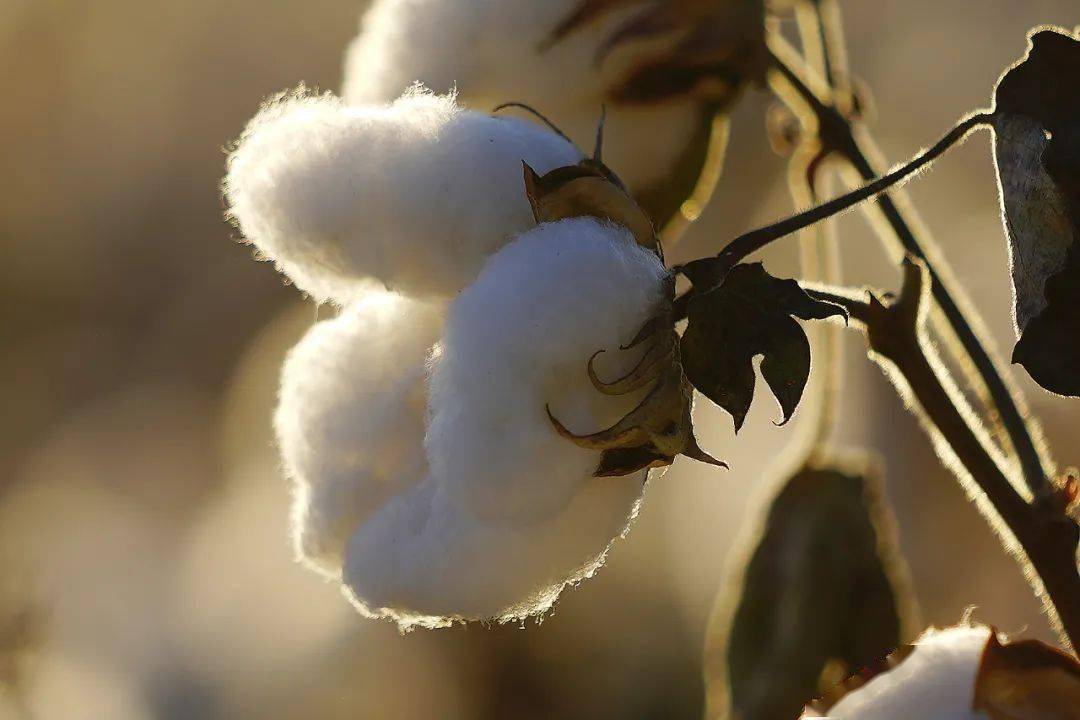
[278,287,444,576]
[342,0,702,191]
[426,217,671,523]
[226,88,583,303]
[802,625,993,720]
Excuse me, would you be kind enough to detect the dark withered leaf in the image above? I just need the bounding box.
[595,446,670,477]
[991,28,1080,396]
[680,263,846,431]
[1012,240,1080,396]
[704,461,916,720]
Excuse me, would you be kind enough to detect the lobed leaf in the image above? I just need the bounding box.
[680,263,846,431]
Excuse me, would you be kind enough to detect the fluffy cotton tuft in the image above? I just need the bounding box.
[226,87,583,303]
[425,216,670,522]
[802,625,993,720]
[341,0,702,191]
[277,288,444,575]
[334,218,670,627]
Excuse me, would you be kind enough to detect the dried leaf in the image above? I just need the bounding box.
[594,446,671,477]
[991,27,1080,396]
[705,460,916,720]
[974,632,1080,719]
[680,263,846,431]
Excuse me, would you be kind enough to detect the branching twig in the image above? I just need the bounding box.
[806,262,1080,651]
[766,36,1050,496]
[677,113,991,289]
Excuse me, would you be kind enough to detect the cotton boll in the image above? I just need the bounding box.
[341,218,669,626]
[426,217,671,523]
[226,87,583,303]
[343,466,647,628]
[342,0,702,191]
[278,287,444,576]
[803,625,993,720]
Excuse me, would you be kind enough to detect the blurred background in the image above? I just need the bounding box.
[1,1,1078,718]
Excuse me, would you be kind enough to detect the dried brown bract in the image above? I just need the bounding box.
[974,632,1080,719]
[523,160,661,253]
[547,277,725,476]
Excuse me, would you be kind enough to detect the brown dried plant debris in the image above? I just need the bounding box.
[523,160,660,253]
[973,631,1080,719]
[547,278,725,477]
[540,0,770,106]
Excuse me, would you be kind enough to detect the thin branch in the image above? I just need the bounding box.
[790,151,843,451]
[790,1,846,453]
[766,40,1050,495]
[808,0,853,109]
[806,264,1080,652]
[677,112,991,285]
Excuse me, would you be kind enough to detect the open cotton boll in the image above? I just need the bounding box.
[277,287,444,576]
[342,0,702,191]
[426,216,670,523]
[340,218,669,627]
[226,87,583,304]
[802,625,993,720]
[343,456,646,628]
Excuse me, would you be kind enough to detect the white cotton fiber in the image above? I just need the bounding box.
[426,216,670,523]
[342,218,671,626]
[342,0,702,191]
[277,287,443,576]
[226,87,583,303]
[343,467,646,628]
[804,625,993,720]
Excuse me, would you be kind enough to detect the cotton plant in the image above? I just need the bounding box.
[226,1,1080,716]
[227,87,724,627]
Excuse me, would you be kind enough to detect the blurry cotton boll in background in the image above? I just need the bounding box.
[277,288,444,576]
[225,87,582,303]
[341,219,669,628]
[0,385,217,718]
[341,0,714,194]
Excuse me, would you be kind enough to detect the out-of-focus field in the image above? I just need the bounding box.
[1,2,1077,718]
